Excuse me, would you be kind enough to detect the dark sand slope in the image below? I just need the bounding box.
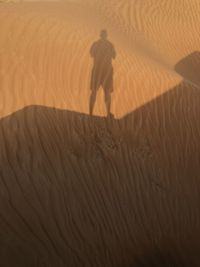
[1,55,200,266]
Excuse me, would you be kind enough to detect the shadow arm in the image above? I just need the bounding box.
[90,43,96,57]
[112,46,116,59]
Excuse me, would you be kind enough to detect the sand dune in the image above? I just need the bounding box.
[1,0,200,266]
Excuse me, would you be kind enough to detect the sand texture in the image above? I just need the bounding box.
[1,0,200,266]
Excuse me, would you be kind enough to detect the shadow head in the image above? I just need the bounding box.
[100,29,108,40]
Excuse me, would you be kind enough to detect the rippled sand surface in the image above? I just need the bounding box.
[1,1,200,266]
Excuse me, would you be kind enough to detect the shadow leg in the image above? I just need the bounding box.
[89,90,97,116]
[104,90,111,117]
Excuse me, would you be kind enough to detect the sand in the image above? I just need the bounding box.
[1,0,200,266]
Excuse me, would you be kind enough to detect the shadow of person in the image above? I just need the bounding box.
[89,29,116,117]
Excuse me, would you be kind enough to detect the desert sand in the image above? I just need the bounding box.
[1,0,200,266]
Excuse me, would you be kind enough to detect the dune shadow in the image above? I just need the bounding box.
[175,51,200,87]
[0,52,200,266]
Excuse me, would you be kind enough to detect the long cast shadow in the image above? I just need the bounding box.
[89,30,116,116]
[0,52,200,266]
